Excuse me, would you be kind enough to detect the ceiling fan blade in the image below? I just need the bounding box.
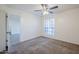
[50,6,58,10]
[34,10,41,11]
[41,4,48,9]
[41,4,47,7]
[49,11,53,14]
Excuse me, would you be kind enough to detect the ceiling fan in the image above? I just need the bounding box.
[34,4,58,15]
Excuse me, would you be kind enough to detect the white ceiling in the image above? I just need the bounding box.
[4,4,79,15]
[5,4,42,12]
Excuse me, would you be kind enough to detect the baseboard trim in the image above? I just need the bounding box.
[43,36,79,46]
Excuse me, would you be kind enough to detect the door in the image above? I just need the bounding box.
[0,10,6,52]
[6,14,21,52]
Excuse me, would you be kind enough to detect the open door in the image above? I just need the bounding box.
[6,14,21,53]
[0,10,6,52]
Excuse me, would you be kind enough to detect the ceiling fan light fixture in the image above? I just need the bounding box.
[41,4,49,15]
[43,11,49,15]
[34,4,58,15]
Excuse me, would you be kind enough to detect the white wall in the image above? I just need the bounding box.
[42,8,79,45]
[20,13,41,41]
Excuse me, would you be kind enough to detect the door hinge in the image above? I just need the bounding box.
[5,14,8,18]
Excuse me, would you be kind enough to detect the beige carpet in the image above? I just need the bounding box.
[9,36,79,54]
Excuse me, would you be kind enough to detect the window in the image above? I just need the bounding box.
[44,15,55,36]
